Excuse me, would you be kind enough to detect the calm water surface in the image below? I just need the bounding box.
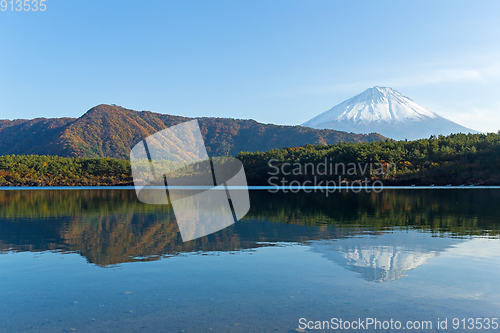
[0,189,499,332]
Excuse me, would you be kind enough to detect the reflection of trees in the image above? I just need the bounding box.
[62,213,180,266]
[247,190,500,236]
[61,213,257,266]
[0,189,166,218]
[0,189,499,266]
[0,212,353,266]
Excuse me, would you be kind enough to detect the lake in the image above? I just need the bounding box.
[0,189,499,332]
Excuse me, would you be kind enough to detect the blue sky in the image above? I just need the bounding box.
[1,0,499,132]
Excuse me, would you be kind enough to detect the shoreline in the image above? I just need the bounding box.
[1,185,500,190]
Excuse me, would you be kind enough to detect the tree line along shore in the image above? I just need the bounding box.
[0,132,499,186]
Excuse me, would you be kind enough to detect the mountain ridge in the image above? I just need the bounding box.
[0,104,386,159]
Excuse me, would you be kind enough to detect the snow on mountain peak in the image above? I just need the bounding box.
[308,86,438,126]
[301,86,478,140]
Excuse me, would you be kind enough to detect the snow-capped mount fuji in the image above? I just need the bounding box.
[301,86,478,140]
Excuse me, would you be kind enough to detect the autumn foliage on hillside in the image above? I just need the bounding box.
[0,104,386,160]
[1,132,500,186]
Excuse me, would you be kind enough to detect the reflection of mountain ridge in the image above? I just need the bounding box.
[0,189,496,266]
[309,232,464,282]
[0,213,359,266]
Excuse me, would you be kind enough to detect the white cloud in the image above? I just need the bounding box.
[288,59,500,97]
[394,69,484,87]
[303,68,487,95]
[445,237,500,259]
[454,104,500,133]
[414,99,500,133]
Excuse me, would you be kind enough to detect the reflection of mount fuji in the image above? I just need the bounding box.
[0,190,494,266]
[308,231,464,282]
